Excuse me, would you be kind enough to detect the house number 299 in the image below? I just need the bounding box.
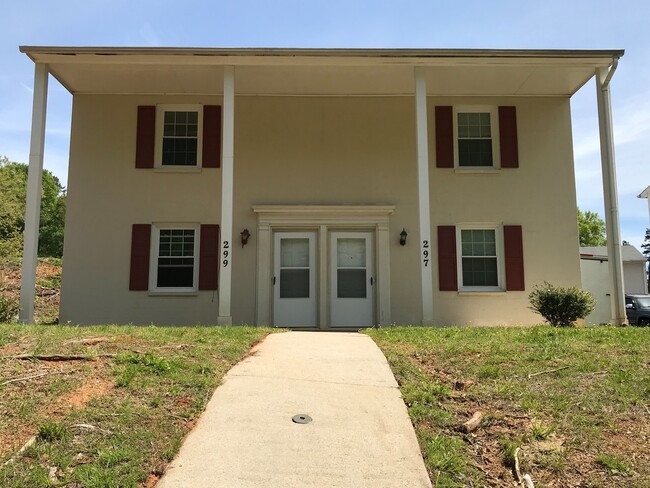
[422,240,429,267]
[222,241,230,267]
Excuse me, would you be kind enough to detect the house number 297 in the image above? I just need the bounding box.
[422,240,429,267]
[222,241,230,267]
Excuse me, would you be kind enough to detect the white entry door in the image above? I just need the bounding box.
[273,232,317,327]
[330,232,374,327]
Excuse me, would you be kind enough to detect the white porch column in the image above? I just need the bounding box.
[19,63,49,323]
[595,63,627,326]
[414,67,435,326]
[218,66,235,325]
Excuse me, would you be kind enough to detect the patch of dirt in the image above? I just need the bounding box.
[141,473,160,488]
[0,358,114,458]
[51,376,114,414]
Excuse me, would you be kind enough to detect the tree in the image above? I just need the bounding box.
[577,208,606,246]
[0,156,66,259]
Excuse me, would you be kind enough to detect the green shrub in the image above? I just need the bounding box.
[0,292,19,323]
[529,282,595,327]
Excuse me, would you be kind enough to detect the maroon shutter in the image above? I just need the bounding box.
[499,106,519,168]
[135,106,155,169]
[504,225,525,291]
[129,224,151,290]
[437,226,458,291]
[202,106,222,168]
[199,224,220,290]
[435,106,454,168]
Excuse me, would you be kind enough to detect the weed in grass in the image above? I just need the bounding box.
[536,450,567,474]
[530,420,555,441]
[149,396,163,408]
[419,431,468,479]
[596,453,631,476]
[499,436,521,468]
[37,421,68,442]
[476,364,500,379]
[117,352,176,375]
[115,364,138,387]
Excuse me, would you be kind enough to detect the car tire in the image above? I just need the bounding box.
[640,318,650,327]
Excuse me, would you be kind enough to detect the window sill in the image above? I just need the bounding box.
[454,167,501,174]
[458,290,507,296]
[148,290,199,297]
[153,167,202,174]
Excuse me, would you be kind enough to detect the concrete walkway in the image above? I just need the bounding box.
[157,331,432,488]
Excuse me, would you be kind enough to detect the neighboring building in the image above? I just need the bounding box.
[580,245,648,324]
[18,47,627,327]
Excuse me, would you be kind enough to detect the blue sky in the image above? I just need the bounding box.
[1,0,649,248]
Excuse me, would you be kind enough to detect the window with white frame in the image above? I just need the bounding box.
[155,105,202,167]
[151,226,199,291]
[455,107,499,168]
[458,227,503,289]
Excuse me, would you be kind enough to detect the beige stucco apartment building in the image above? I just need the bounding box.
[18,47,628,327]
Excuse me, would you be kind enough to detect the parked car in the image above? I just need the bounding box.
[625,294,650,326]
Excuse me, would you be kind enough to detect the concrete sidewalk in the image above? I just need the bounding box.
[157,331,432,488]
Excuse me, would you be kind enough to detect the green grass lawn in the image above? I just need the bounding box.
[0,324,274,487]
[366,326,650,488]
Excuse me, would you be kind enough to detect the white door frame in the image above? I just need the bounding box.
[273,231,317,327]
[330,231,375,327]
[253,205,394,328]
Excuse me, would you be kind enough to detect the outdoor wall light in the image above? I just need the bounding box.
[240,229,251,247]
[399,228,408,246]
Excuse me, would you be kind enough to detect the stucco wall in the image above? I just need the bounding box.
[60,94,580,326]
[581,258,611,325]
[623,261,648,295]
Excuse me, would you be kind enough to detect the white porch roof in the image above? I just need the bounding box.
[20,47,623,97]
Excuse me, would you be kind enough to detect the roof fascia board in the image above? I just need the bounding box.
[19,47,623,68]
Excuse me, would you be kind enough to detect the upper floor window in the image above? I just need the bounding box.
[455,107,499,168]
[155,105,203,168]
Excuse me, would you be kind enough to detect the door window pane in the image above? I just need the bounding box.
[280,269,310,298]
[281,239,309,267]
[337,238,366,267]
[337,269,367,298]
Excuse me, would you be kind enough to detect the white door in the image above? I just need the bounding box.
[273,232,317,327]
[330,232,374,327]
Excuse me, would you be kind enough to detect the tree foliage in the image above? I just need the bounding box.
[0,156,66,259]
[577,208,607,246]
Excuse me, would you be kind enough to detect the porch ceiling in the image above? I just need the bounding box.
[20,47,623,97]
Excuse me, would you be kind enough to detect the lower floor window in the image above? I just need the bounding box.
[154,227,198,290]
[460,228,499,288]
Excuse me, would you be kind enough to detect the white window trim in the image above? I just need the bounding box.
[149,223,200,294]
[154,104,203,169]
[456,223,505,292]
[453,105,501,169]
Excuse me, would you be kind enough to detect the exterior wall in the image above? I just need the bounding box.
[581,258,611,325]
[623,261,647,295]
[61,94,580,326]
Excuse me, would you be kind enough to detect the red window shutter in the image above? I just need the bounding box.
[129,224,151,290]
[435,106,454,168]
[437,226,458,291]
[202,106,222,168]
[499,106,519,168]
[504,225,525,291]
[199,224,220,290]
[135,106,155,169]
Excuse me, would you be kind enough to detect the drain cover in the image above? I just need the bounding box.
[292,414,312,424]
